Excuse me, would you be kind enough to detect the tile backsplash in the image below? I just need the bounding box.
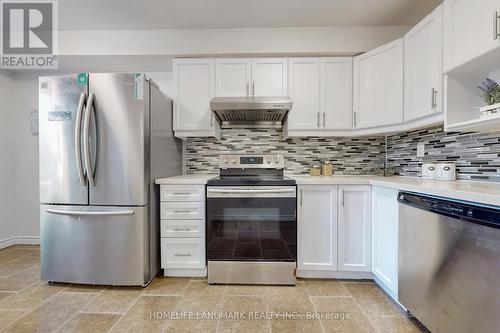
[184,125,500,182]
[387,125,500,182]
[185,129,386,175]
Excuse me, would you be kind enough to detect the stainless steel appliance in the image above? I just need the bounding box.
[210,96,292,129]
[206,154,297,285]
[39,73,182,286]
[398,192,500,333]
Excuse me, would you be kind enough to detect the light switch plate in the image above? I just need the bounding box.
[417,143,425,157]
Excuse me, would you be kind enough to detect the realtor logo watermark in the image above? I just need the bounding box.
[1,0,58,69]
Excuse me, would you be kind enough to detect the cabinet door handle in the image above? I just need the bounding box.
[431,88,438,110]
[210,114,214,127]
[341,189,345,206]
[174,252,192,257]
[252,81,255,96]
[494,11,500,40]
[353,112,357,127]
[173,227,191,232]
[322,112,326,127]
[317,112,320,128]
[246,82,249,96]
[300,189,303,206]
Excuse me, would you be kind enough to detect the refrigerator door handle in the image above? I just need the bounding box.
[75,93,87,186]
[46,209,134,216]
[83,93,96,186]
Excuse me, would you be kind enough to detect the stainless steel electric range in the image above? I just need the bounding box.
[206,154,297,285]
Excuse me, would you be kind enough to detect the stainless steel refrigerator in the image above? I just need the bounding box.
[39,73,181,286]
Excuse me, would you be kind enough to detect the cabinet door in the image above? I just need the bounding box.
[287,58,321,130]
[405,5,443,122]
[443,0,500,72]
[215,58,252,97]
[321,57,353,129]
[371,187,399,297]
[251,58,288,96]
[338,186,371,272]
[353,39,404,129]
[173,58,216,131]
[298,185,338,271]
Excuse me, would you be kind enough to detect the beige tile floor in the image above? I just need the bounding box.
[0,245,429,333]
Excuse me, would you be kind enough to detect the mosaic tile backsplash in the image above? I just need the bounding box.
[185,125,500,182]
[185,129,386,175]
[387,125,500,182]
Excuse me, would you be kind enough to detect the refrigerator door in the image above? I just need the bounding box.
[41,204,149,286]
[88,73,149,206]
[39,75,89,205]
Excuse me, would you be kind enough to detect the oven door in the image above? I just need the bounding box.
[206,186,297,262]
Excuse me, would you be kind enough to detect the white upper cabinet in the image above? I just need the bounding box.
[371,187,399,298]
[251,58,288,96]
[443,0,500,72]
[287,58,321,130]
[215,58,252,97]
[353,39,404,129]
[298,185,338,271]
[321,57,353,130]
[405,5,443,122]
[173,58,219,138]
[337,185,371,272]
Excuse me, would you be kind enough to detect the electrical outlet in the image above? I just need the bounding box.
[417,143,425,158]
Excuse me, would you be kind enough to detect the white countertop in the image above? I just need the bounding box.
[155,174,500,207]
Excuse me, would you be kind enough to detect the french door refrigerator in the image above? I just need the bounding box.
[39,73,181,286]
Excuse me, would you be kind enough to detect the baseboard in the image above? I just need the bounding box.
[297,269,373,279]
[0,236,40,250]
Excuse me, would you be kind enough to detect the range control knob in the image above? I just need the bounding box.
[275,155,280,163]
[232,158,237,164]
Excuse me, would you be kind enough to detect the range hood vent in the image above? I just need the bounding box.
[210,96,292,129]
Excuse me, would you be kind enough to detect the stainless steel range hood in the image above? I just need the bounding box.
[210,96,292,129]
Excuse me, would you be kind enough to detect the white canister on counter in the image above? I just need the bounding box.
[436,162,456,181]
[421,163,437,179]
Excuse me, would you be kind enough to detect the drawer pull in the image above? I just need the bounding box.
[172,227,192,231]
[174,252,192,257]
[170,192,195,195]
[171,210,196,214]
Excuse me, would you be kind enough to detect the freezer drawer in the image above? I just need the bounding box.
[161,238,205,269]
[41,205,149,286]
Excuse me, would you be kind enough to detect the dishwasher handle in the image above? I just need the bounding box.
[398,192,500,229]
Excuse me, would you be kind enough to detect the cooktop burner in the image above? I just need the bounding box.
[207,154,296,186]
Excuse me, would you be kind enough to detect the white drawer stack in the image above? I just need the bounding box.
[160,185,207,277]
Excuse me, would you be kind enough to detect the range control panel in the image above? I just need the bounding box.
[220,154,284,169]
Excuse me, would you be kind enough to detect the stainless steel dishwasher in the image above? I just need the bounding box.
[398,192,500,333]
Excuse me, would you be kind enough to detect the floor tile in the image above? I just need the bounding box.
[184,280,227,298]
[57,313,120,333]
[225,284,267,296]
[0,281,67,311]
[3,292,96,333]
[143,277,191,296]
[270,318,323,333]
[217,319,270,333]
[367,316,426,333]
[222,295,267,314]
[175,294,223,313]
[81,287,142,314]
[61,284,107,293]
[266,281,308,298]
[0,264,40,292]
[109,295,180,333]
[0,309,29,331]
[163,318,218,333]
[267,293,315,313]
[311,296,374,333]
[345,283,403,316]
[0,257,39,278]
[0,291,14,301]
[305,279,351,297]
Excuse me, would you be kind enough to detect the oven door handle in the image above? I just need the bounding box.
[207,188,295,194]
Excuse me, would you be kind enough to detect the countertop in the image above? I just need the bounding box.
[155,174,500,207]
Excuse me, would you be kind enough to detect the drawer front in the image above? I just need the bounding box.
[160,185,205,202]
[161,220,205,238]
[161,238,205,269]
[161,201,205,220]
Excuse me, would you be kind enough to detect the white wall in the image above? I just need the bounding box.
[59,26,409,56]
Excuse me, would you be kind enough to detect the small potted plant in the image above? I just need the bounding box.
[478,78,500,118]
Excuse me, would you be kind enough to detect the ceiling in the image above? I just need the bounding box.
[59,0,442,30]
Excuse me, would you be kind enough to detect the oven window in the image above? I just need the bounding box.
[207,197,297,262]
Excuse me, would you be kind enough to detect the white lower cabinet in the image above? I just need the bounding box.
[338,186,372,272]
[297,184,371,278]
[160,185,206,277]
[298,185,338,271]
[371,187,399,299]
